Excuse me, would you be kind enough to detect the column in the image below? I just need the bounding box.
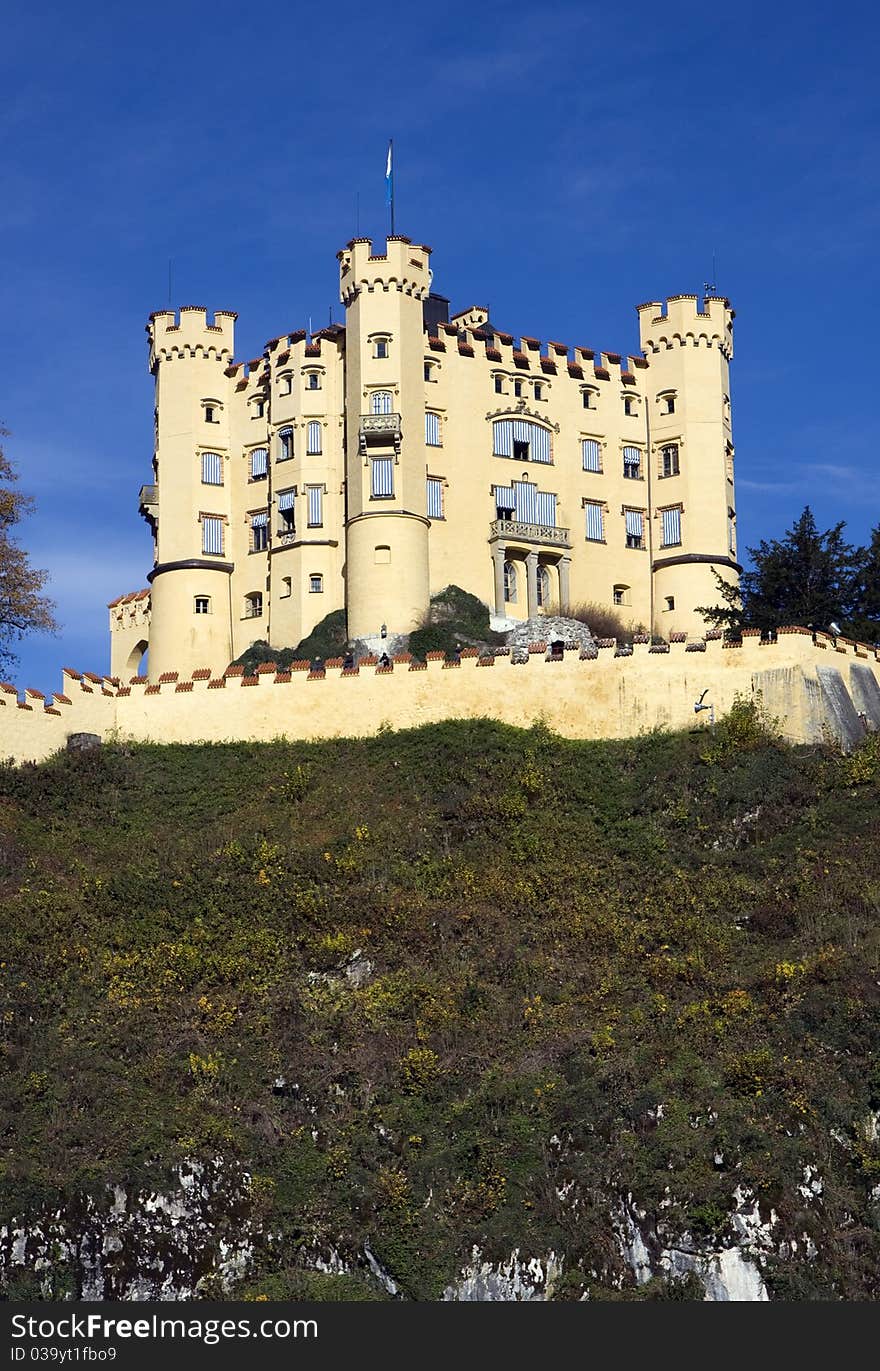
[492,546,507,614]
[558,555,572,612]
[526,551,539,617]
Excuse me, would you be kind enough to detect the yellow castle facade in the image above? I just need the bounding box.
[109,234,740,681]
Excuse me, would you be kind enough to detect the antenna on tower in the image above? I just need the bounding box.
[168,258,173,306]
[703,251,717,297]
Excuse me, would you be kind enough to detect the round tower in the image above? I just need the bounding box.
[637,296,739,638]
[338,236,431,641]
[144,307,237,680]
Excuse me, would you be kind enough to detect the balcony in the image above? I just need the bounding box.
[490,518,571,548]
[276,529,297,547]
[138,484,158,524]
[358,412,402,454]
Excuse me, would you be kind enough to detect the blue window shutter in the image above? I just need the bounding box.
[535,492,557,527]
[426,478,443,518]
[585,503,604,541]
[371,458,394,497]
[661,507,681,546]
[307,422,322,454]
[277,488,296,511]
[202,517,223,555]
[201,452,222,485]
[582,439,601,472]
[625,510,643,537]
[493,420,513,456]
[307,487,323,526]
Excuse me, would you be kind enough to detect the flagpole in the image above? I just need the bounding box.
[389,139,395,235]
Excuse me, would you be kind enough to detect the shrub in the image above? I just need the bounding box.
[556,599,643,643]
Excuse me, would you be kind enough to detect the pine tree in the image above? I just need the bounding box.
[0,428,58,669]
[697,506,859,637]
[847,524,880,645]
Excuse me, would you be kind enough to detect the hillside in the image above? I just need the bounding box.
[1,707,879,1300]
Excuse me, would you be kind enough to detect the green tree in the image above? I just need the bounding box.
[0,429,58,669]
[697,506,859,638]
[848,525,880,645]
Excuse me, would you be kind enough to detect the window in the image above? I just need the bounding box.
[371,457,394,498]
[249,447,268,480]
[278,427,293,461]
[661,444,680,477]
[582,439,601,472]
[201,516,224,556]
[535,491,557,527]
[305,372,321,390]
[424,361,434,382]
[585,501,604,542]
[251,511,269,552]
[664,595,675,611]
[280,576,292,598]
[306,485,323,527]
[426,477,444,519]
[613,584,630,607]
[371,391,393,415]
[536,565,550,607]
[194,596,211,614]
[374,338,389,358]
[728,508,737,555]
[514,380,523,397]
[494,484,516,520]
[660,506,682,547]
[309,573,323,593]
[503,560,517,602]
[494,375,504,394]
[425,412,441,446]
[201,452,222,485]
[534,383,543,400]
[493,419,551,463]
[624,395,636,416]
[253,399,265,419]
[661,393,676,414]
[625,509,644,548]
[277,487,296,536]
[244,592,263,618]
[279,371,293,395]
[204,406,215,424]
[307,421,322,454]
[374,544,391,564]
[623,446,642,479]
[582,389,596,409]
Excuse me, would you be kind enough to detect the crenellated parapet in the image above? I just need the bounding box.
[147,307,237,371]
[338,236,432,307]
[637,296,734,360]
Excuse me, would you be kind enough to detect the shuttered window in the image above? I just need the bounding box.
[661,507,682,547]
[371,458,394,498]
[251,509,268,551]
[201,452,222,485]
[202,516,223,555]
[307,486,323,527]
[585,502,604,541]
[582,439,601,472]
[625,510,644,546]
[492,419,552,462]
[514,480,537,524]
[426,477,444,519]
[623,446,641,478]
[307,422,322,454]
[277,488,296,511]
[278,428,293,461]
[371,391,393,415]
[535,492,557,527]
[425,412,441,446]
[729,510,737,554]
[494,484,516,517]
[249,447,268,479]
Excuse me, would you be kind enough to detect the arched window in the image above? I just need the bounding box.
[278,427,293,461]
[309,573,323,593]
[492,419,552,464]
[536,565,550,608]
[249,447,268,480]
[244,592,263,619]
[306,422,322,454]
[503,560,517,603]
[371,391,393,415]
[200,451,223,485]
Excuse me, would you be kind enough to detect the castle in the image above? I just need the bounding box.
[108,234,739,680]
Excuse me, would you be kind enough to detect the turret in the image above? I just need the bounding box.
[338,236,432,640]
[143,307,238,680]
[637,295,738,638]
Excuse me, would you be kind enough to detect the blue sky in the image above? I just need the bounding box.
[2,0,879,693]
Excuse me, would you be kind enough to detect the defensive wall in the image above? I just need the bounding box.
[2,630,879,766]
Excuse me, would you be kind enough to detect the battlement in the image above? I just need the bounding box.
[338,236,432,305]
[637,296,734,360]
[4,632,879,765]
[147,307,237,369]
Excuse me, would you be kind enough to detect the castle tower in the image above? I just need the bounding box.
[144,307,237,680]
[638,296,738,637]
[338,236,432,641]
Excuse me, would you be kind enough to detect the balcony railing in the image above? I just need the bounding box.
[358,412,402,453]
[276,529,297,546]
[490,518,571,548]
